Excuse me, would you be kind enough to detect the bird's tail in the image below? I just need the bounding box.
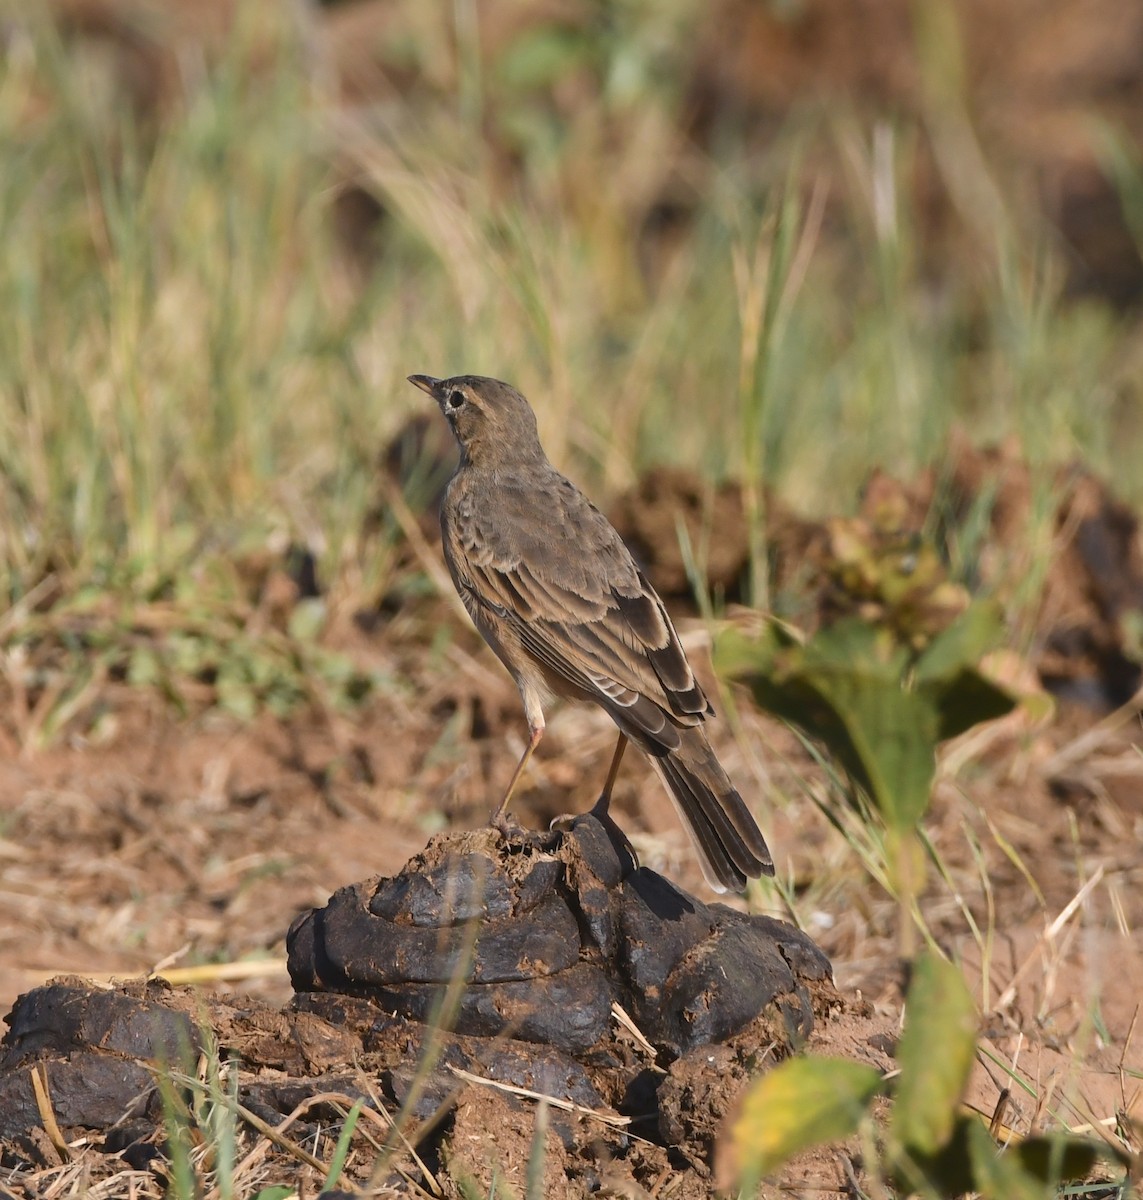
[647,726,774,893]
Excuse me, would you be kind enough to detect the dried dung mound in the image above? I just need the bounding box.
[0,817,843,1195]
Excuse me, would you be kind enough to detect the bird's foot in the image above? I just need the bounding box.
[490,809,526,841]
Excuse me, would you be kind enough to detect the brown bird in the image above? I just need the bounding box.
[408,373,774,892]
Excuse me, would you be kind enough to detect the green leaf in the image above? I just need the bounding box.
[920,667,1017,742]
[893,1112,976,1195]
[718,610,1020,834]
[717,619,937,831]
[913,601,1005,683]
[251,1188,294,1200]
[724,1056,884,1183]
[712,621,793,680]
[891,951,977,1157]
[964,1115,1054,1200]
[799,616,909,678]
[805,667,938,831]
[1012,1133,1124,1182]
[322,1099,363,1189]
[895,1115,1047,1200]
[889,1057,1123,1195]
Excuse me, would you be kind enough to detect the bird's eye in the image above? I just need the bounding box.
[446,389,465,411]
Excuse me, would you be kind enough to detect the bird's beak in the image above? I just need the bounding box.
[407,374,443,399]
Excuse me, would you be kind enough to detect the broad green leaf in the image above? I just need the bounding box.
[891,952,977,1157]
[712,622,794,681]
[895,1115,1050,1200]
[913,600,1006,683]
[729,668,869,785]
[805,668,937,831]
[892,1111,976,1195]
[717,619,937,831]
[920,667,1017,742]
[723,1057,883,1183]
[1012,1133,1124,1182]
[799,616,910,678]
[964,1115,1054,1200]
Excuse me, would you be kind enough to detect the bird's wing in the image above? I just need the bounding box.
[451,475,711,747]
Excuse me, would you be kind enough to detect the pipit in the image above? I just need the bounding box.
[409,373,774,893]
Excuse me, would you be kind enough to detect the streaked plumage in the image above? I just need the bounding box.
[409,373,774,892]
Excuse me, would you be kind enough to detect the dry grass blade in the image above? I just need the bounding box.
[229,1089,360,1185]
[30,1064,71,1161]
[353,1072,443,1197]
[1118,1004,1141,1140]
[365,902,483,1190]
[231,1096,332,1176]
[10,1158,158,1200]
[610,1002,663,1067]
[448,1065,631,1128]
[19,961,288,991]
[0,575,60,640]
[166,1071,340,1180]
[994,865,1106,1011]
[156,960,289,986]
[1042,684,1143,777]
[378,479,468,624]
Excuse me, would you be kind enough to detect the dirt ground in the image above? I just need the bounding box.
[2,453,1142,1194]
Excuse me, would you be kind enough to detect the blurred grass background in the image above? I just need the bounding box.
[2,0,1142,705]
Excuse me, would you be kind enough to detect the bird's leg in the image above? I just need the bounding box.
[547,732,638,874]
[581,732,638,873]
[491,718,544,828]
[590,733,628,820]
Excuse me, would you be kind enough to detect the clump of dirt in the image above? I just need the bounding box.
[0,820,859,1196]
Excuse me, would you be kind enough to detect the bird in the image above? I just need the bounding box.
[408,373,774,893]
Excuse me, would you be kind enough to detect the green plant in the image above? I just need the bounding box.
[715,522,1016,955]
[720,951,1127,1197]
[718,603,1014,954]
[152,1034,366,1198]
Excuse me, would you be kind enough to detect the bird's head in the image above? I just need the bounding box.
[407,374,542,465]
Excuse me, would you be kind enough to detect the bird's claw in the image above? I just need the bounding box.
[491,810,524,840]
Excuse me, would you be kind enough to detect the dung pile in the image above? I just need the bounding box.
[0,817,838,1195]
